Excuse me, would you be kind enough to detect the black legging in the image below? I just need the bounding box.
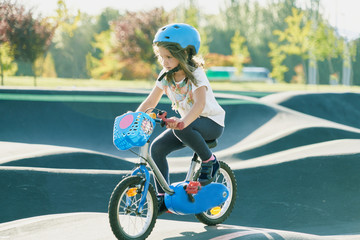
[150,116,224,194]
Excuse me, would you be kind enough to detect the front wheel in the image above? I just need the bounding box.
[108,176,158,240]
[195,161,237,225]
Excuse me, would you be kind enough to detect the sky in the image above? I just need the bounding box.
[20,0,360,40]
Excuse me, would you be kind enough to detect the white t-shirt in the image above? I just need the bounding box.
[156,67,225,127]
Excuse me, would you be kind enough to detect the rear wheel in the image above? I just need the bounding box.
[194,161,237,225]
[108,176,157,240]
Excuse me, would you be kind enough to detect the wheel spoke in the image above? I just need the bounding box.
[109,177,156,239]
[196,163,236,223]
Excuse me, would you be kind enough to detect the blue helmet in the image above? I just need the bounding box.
[153,23,201,54]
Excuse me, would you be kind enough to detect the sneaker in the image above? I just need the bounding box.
[157,195,168,216]
[198,157,220,186]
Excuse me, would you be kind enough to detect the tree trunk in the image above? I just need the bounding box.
[0,65,4,86]
[302,58,308,84]
[32,63,37,87]
[327,57,334,74]
[0,52,4,86]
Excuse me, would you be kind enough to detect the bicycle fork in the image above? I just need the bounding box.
[127,142,175,213]
[129,164,150,214]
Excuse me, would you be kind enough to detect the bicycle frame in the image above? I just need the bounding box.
[128,141,174,213]
[139,142,175,195]
[129,140,205,213]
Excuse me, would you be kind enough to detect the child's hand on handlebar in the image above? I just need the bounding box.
[166,117,185,130]
[156,110,185,130]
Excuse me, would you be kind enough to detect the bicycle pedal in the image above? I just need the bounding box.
[185,181,201,194]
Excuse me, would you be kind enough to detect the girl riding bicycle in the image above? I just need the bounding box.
[136,23,225,213]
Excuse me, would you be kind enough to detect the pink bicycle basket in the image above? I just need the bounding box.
[113,112,155,150]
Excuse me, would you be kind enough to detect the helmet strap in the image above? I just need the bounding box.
[157,65,181,81]
[188,52,195,67]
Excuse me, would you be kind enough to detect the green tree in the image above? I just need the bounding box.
[52,13,95,78]
[230,30,250,75]
[184,0,198,28]
[111,8,169,79]
[50,0,84,78]
[0,42,18,84]
[53,0,80,38]
[50,1,94,79]
[341,40,357,85]
[1,1,56,86]
[268,42,288,82]
[84,8,122,79]
[353,38,360,86]
[95,7,120,34]
[0,2,18,84]
[269,8,311,83]
[310,21,342,79]
[33,51,57,78]
[41,52,57,78]
[312,23,357,85]
[86,29,123,79]
[207,0,296,71]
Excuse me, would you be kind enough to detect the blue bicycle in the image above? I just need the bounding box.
[108,109,237,240]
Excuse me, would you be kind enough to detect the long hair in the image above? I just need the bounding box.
[153,41,204,86]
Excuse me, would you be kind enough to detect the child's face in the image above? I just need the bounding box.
[157,46,180,71]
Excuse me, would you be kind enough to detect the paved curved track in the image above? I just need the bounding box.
[1,88,360,239]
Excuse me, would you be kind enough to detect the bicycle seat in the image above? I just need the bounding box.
[206,139,217,149]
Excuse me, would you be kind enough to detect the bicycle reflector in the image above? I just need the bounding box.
[210,206,221,215]
[113,112,155,150]
[126,187,138,197]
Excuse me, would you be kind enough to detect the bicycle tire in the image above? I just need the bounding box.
[108,176,158,240]
[194,161,237,225]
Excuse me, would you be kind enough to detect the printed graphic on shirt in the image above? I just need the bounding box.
[162,78,194,113]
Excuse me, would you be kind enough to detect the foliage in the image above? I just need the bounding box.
[269,8,311,83]
[51,12,95,79]
[183,0,198,28]
[310,22,340,62]
[269,6,358,84]
[2,0,359,86]
[49,0,84,78]
[53,0,80,38]
[5,7,55,62]
[107,8,169,79]
[118,58,154,80]
[273,8,311,57]
[112,8,167,63]
[86,30,123,79]
[353,39,360,86]
[0,42,18,84]
[87,29,155,80]
[204,53,234,68]
[0,0,56,85]
[35,52,57,78]
[309,20,343,79]
[230,30,250,75]
[0,1,18,84]
[95,7,120,34]
[268,42,288,82]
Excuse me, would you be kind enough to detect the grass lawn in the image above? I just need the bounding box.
[1,76,360,93]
